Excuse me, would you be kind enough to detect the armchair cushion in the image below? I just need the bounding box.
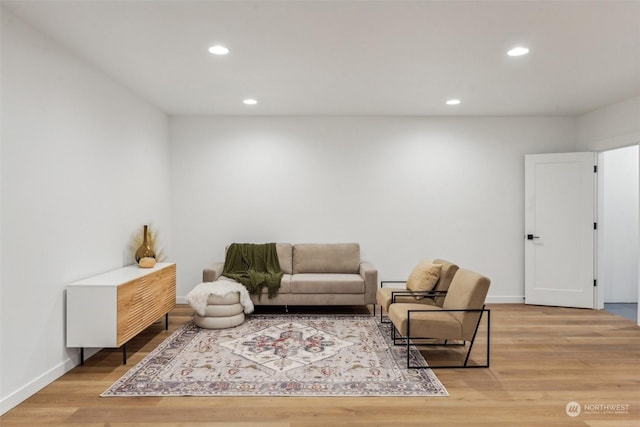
[431,258,459,305]
[406,259,442,299]
[388,303,463,340]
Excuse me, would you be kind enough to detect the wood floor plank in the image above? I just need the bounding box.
[1,303,639,426]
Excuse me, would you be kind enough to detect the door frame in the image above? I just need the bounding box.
[595,145,640,312]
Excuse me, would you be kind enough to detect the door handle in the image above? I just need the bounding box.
[527,234,540,240]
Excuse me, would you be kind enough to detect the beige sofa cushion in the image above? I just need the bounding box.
[290,273,365,294]
[276,243,293,274]
[293,243,360,274]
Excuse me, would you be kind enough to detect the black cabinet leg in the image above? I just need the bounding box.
[123,343,127,365]
[165,313,169,330]
[80,348,84,366]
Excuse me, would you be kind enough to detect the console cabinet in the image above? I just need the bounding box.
[66,263,176,364]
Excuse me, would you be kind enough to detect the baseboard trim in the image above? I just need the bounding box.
[0,358,74,415]
[485,295,525,304]
[0,348,101,416]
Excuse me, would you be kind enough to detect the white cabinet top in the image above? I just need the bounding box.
[68,262,175,287]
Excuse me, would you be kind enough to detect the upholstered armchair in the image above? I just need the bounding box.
[388,267,491,369]
[376,259,459,323]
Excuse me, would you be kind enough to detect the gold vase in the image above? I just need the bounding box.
[135,225,156,264]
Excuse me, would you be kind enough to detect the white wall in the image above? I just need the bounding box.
[599,146,639,302]
[577,95,640,324]
[0,10,171,414]
[577,96,640,151]
[170,116,576,303]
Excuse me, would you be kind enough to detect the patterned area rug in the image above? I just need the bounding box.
[101,314,448,397]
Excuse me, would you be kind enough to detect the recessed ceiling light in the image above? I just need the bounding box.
[446,99,461,105]
[507,46,529,57]
[208,45,229,55]
[243,99,258,105]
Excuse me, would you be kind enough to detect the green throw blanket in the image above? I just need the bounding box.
[222,243,283,300]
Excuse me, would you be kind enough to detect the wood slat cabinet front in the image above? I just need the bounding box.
[67,263,176,358]
[116,264,176,345]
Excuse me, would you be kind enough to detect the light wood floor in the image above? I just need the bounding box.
[2,304,639,426]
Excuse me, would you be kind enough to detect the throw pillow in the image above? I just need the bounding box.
[406,259,442,300]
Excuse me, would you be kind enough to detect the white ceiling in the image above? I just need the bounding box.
[3,0,640,116]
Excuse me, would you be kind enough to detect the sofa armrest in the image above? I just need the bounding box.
[359,262,378,305]
[203,262,224,282]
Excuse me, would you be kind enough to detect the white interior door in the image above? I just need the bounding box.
[525,152,596,308]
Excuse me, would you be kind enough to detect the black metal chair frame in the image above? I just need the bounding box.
[391,305,490,369]
[378,280,447,324]
[378,281,406,322]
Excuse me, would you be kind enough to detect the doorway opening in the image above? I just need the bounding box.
[598,145,639,323]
